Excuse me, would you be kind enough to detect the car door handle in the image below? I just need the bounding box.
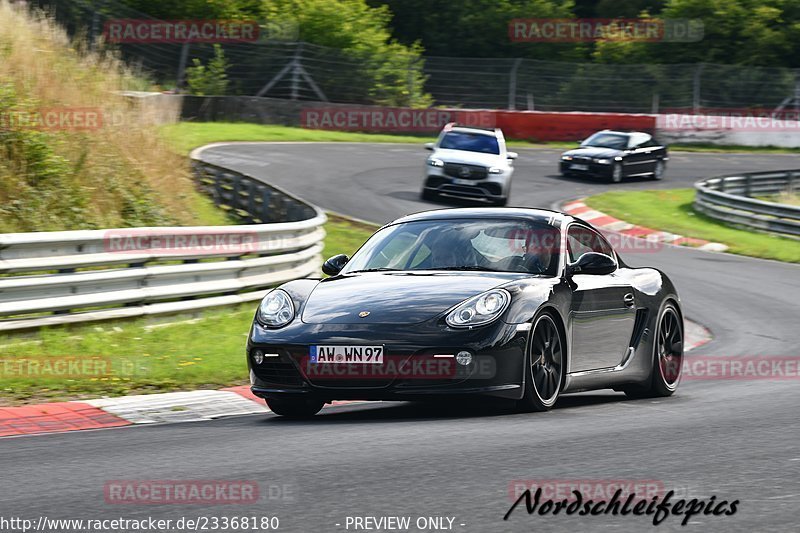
[623,293,635,307]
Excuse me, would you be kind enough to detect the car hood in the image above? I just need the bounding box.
[563,146,623,158]
[301,272,524,325]
[432,149,504,166]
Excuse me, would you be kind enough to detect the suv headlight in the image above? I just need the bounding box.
[257,289,295,327]
[445,289,511,328]
[488,166,504,174]
[428,157,444,167]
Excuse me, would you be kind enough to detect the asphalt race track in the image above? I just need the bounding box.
[2,143,799,533]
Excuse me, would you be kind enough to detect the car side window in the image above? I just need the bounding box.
[567,225,614,263]
[628,133,651,149]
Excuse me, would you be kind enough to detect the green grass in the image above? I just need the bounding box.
[160,122,800,155]
[666,143,800,154]
[160,122,438,155]
[585,189,800,263]
[0,216,376,405]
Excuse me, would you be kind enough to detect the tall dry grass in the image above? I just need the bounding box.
[0,1,202,232]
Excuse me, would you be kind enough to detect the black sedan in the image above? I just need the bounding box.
[247,208,684,417]
[560,130,668,183]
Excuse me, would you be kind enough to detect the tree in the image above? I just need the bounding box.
[593,0,800,67]
[186,44,229,95]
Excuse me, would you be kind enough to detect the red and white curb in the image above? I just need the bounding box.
[1,317,711,438]
[0,386,362,438]
[562,199,729,252]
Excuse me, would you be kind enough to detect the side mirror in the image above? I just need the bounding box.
[322,254,349,276]
[424,142,435,151]
[566,252,616,276]
[506,151,518,160]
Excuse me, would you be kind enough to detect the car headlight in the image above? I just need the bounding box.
[594,158,611,164]
[562,155,573,161]
[445,289,511,328]
[488,166,504,174]
[428,157,444,167]
[257,289,295,327]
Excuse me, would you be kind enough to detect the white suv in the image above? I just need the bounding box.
[421,124,517,206]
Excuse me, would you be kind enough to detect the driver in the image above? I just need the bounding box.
[521,227,558,273]
[424,228,481,269]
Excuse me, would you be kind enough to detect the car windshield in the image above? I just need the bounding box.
[581,133,629,150]
[342,219,561,276]
[439,131,500,154]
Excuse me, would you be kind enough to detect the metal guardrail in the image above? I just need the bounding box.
[694,170,800,237]
[0,158,326,332]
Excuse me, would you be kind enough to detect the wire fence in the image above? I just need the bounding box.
[34,0,800,114]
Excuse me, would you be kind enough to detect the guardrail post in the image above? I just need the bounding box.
[744,175,752,197]
[261,188,272,222]
[246,180,257,223]
[213,169,224,205]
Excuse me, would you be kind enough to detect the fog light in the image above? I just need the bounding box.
[456,351,473,366]
[252,350,264,365]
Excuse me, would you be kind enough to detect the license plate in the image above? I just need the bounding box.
[310,345,384,364]
[452,178,474,185]
[571,164,589,171]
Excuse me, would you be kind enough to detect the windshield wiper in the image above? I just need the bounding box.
[425,266,503,272]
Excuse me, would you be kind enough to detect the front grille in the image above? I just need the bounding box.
[482,182,502,196]
[440,184,491,199]
[443,163,488,180]
[571,156,592,164]
[253,358,305,386]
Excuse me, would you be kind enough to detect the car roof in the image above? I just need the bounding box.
[388,207,571,226]
[594,130,632,136]
[447,126,499,137]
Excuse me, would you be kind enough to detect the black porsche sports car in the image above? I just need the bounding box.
[560,130,668,183]
[247,208,684,418]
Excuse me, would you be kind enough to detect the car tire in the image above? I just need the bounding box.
[266,397,325,418]
[517,311,564,412]
[420,189,437,202]
[624,302,683,399]
[652,160,665,180]
[610,163,623,183]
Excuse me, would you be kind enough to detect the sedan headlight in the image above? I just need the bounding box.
[488,166,504,174]
[258,289,295,327]
[594,158,611,164]
[561,155,573,161]
[428,157,444,167]
[446,289,511,328]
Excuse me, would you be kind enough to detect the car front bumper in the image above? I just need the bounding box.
[424,166,510,201]
[247,320,528,401]
[559,160,614,177]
